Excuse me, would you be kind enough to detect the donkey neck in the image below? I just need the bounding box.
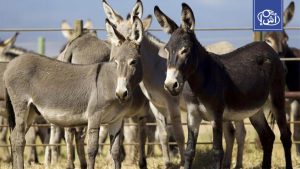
[140,33,166,82]
[187,43,226,101]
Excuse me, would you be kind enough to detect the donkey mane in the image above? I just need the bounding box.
[1,45,36,61]
[144,32,165,48]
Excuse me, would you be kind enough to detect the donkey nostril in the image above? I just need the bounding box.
[173,82,179,89]
[123,90,128,98]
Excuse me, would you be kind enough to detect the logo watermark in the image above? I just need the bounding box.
[253,0,283,31]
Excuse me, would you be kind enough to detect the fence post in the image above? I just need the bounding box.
[253,32,263,41]
[38,37,45,55]
[74,20,83,39]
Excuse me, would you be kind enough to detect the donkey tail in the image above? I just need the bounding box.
[5,88,15,129]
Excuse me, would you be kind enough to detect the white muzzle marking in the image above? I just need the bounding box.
[164,68,179,87]
[116,77,128,98]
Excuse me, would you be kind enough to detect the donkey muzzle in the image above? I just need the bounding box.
[116,77,130,102]
[164,68,182,96]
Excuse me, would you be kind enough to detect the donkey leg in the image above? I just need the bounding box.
[108,120,124,169]
[167,100,185,167]
[25,126,39,165]
[149,102,171,168]
[138,116,148,169]
[75,127,87,169]
[234,120,246,169]
[212,116,224,169]
[292,100,300,156]
[10,101,30,169]
[65,127,75,169]
[0,118,11,162]
[98,126,108,155]
[124,118,138,164]
[249,110,274,169]
[45,125,55,168]
[50,125,63,165]
[184,101,202,169]
[11,122,26,169]
[145,109,156,157]
[37,121,50,164]
[223,121,235,169]
[270,63,293,169]
[86,117,102,169]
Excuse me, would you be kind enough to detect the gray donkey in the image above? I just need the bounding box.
[5,17,144,169]
[58,19,155,168]
[45,19,109,169]
[0,33,50,165]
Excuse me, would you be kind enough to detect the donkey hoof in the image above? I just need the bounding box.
[234,165,243,169]
[139,158,147,169]
[66,163,75,169]
[165,162,176,169]
[80,163,87,169]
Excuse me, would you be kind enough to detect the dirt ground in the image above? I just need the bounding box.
[0,119,299,169]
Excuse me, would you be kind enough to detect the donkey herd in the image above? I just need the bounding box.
[0,1,299,169]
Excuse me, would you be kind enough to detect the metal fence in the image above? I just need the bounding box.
[0,25,300,148]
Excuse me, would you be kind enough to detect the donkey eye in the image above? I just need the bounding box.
[180,47,189,55]
[265,39,272,44]
[129,59,137,65]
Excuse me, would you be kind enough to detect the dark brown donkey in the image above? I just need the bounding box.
[264,1,300,156]
[154,3,292,169]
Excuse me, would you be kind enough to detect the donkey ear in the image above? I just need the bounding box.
[106,19,125,46]
[283,1,295,27]
[61,20,73,40]
[84,19,94,30]
[142,15,152,31]
[130,0,143,22]
[2,32,18,51]
[181,3,195,31]
[102,0,123,25]
[130,16,144,45]
[154,6,178,34]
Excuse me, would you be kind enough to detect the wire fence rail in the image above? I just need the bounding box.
[0,27,300,32]
[1,141,300,147]
[0,120,300,128]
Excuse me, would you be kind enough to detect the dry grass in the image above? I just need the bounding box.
[0,120,299,169]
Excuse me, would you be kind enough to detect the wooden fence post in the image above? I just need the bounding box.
[38,37,45,55]
[253,32,263,42]
[74,20,83,39]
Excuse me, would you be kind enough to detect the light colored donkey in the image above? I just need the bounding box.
[45,20,107,169]
[0,33,50,165]
[59,19,155,168]
[103,1,247,168]
[5,17,145,169]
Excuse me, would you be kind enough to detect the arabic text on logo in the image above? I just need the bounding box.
[257,9,280,26]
